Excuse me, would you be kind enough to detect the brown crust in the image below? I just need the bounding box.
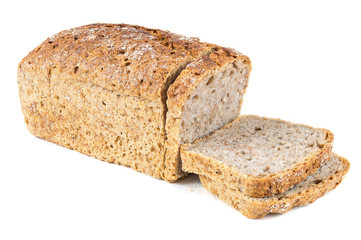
[181,115,334,197]
[199,153,350,218]
[18,23,213,103]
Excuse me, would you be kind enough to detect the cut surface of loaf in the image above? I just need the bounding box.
[200,153,350,218]
[164,55,250,180]
[181,115,334,197]
[17,23,251,181]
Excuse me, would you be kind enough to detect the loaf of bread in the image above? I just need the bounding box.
[200,153,350,218]
[181,115,334,197]
[17,23,251,181]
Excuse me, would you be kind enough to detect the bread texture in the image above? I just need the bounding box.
[200,153,349,218]
[17,23,251,181]
[181,115,334,197]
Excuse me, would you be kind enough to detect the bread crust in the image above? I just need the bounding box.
[199,153,350,218]
[181,115,334,197]
[19,23,213,102]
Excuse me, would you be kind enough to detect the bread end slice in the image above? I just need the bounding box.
[199,153,350,218]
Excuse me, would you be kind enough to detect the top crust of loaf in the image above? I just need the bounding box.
[181,115,334,197]
[18,23,215,102]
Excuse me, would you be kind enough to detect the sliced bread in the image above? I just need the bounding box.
[199,153,350,218]
[181,115,334,197]
[18,23,251,181]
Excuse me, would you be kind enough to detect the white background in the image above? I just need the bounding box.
[1,0,360,239]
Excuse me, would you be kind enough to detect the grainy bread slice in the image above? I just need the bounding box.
[200,153,350,218]
[181,115,334,197]
[164,56,250,180]
[18,23,251,181]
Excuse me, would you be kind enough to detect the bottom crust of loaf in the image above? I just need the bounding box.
[199,153,350,218]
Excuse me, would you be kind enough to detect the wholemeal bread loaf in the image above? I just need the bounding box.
[181,115,334,197]
[200,153,350,218]
[17,23,251,181]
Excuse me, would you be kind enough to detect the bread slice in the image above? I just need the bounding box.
[164,55,250,181]
[181,115,334,197]
[200,153,350,218]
